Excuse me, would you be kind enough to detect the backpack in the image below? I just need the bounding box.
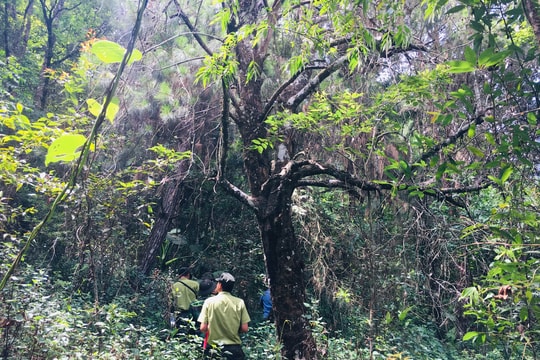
[190,299,204,320]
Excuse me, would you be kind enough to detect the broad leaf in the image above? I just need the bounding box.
[500,166,513,184]
[86,97,120,123]
[91,40,142,64]
[464,46,477,65]
[45,134,87,166]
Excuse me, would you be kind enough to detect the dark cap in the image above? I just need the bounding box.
[178,267,190,276]
[215,272,235,283]
[198,279,216,296]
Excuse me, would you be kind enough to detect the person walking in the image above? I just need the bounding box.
[198,272,251,359]
[171,267,200,333]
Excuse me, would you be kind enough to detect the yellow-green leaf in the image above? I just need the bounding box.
[91,40,142,64]
[105,98,119,123]
[86,97,120,123]
[463,331,479,341]
[467,146,485,158]
[45,134,87,166]
[500,166,513,183]
[87,98,101,117]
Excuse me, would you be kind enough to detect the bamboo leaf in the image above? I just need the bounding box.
[447,60,475,73]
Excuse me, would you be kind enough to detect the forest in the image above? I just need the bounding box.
[0,0,539,359]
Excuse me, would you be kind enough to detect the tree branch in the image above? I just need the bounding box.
[217,78,230,181]
[285,54,349,110]
[220,179,260,210]
[416,110,490,164]
[172,4,214,56]
[260,68,305,121]
[281,160,493,209]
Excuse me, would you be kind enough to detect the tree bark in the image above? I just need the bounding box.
[1,0,34,59]
[257,177,319,360]
[1,0,12,58]
[523,0,540,45]
[214,1,321,357]
[35,0,65,109]
[139,176,185,275]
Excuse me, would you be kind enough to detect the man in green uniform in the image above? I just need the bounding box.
[171,267,200,332]
[198,272,251,359]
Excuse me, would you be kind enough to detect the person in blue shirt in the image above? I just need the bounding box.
[260,288,273,321]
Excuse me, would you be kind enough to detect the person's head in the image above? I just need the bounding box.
[200,271,214,280]
[199,278,217,296]
[178,267,191,279]
[215,272,235,292]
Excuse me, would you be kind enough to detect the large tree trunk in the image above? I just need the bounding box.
[257,181,319,360]
[237,116,319,358]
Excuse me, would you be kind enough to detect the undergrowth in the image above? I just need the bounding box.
[0,266,533,359]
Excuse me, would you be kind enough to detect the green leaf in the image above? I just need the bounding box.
[464,46,476,65]
[526,112,537,125]
[91,40,142,64]
[385,311,392,324]
[45,134,87,166]
[106,98,120,123]
[478,48,510,68]
[468,123,476,137]
[467,146,485,158]
[87,98,102,117]
[488,175,500,186]
[447,60,475,73]
[86,97,120,123]
[463,331,479,341]
[485,133,495,145]
[436,162,447,180]
[470,21,484,33]
[460,286,480,305]
[14,114,31,129]
[519,307,528,322]
[446,5,466,14]
[398,306,413,321]
[500,166,513,184]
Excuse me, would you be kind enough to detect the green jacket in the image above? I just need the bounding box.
[172,278,199,311]
[198,291,251,345]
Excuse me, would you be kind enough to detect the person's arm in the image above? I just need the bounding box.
[200,322,209,333]
[239,323,248,333]
[198,301,209,333]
